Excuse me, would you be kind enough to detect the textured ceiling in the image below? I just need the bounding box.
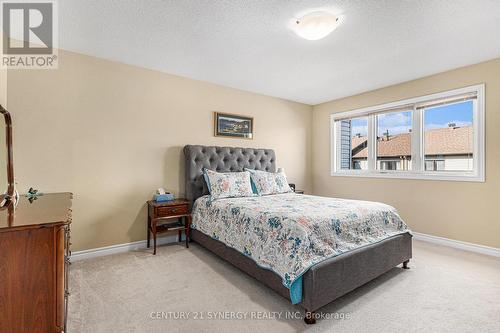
[59,0,500,105]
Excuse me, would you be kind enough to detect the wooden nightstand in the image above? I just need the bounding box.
[147,199,191,255]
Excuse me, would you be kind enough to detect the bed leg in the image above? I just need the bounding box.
[304,310,316,325]
[402,260,410,269]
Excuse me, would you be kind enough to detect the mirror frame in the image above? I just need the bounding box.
[0,105,14,208]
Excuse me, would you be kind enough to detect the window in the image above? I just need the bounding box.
[425,159,445,171]
[337,117,368,170]
[331,84,484,182]
[423,101,473,171]
[376,110,412,171]
[380,160,399,171]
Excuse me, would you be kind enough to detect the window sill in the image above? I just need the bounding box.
[330,171,485,183]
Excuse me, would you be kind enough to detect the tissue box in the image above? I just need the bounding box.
[154,193,174,202]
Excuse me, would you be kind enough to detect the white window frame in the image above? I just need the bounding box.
[330,84,485,182]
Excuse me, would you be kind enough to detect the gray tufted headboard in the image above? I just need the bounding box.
[183,145,276,205]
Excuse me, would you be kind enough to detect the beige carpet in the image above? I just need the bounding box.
[68,240,500,333]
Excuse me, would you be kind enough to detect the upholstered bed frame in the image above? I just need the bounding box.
[183,145,412,324]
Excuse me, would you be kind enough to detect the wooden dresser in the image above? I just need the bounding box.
[0,193,72,333]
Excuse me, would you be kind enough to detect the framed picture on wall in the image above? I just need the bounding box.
[214,112,253,139]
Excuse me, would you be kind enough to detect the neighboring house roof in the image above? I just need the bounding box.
[425,126,473,155]
[351,136,366,149]
[352,126,473,158]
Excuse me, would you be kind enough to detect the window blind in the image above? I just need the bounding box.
[416,92,477,110]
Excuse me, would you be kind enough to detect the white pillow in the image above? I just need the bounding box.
[203,169,254,200]
[246,168,293,196]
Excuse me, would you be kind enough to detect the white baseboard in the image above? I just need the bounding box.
[71,231,500,262]
[70,234,181,261]
[412,232,500,258]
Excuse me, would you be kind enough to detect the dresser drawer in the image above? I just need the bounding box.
[156,205,188,217]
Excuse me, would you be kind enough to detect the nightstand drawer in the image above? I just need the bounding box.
[157,205,188,217]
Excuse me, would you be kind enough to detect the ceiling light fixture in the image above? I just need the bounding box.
[292,11,342,41]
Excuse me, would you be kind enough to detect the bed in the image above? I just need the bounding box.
[184,145,412,324]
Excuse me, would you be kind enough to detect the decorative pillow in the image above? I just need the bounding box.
[246,168,293,196]
[203,169,254,200]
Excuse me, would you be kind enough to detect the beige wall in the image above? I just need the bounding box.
[313,58,500,248]
[7,50,312,251]
[6,45,499,251]
[0,32,6,106]
[0,31,7,192]
[0,68,5,107]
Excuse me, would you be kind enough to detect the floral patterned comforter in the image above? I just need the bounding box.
[191,193,409,302]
